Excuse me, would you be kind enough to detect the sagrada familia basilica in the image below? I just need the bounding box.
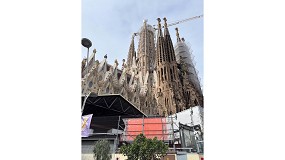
[81,18,203,116]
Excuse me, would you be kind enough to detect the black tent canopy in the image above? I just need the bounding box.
[82,93,147,134]
[82,93,147,117]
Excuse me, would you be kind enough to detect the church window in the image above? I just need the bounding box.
[158,71,160,82]
[117,73,121,79]
[167,99,169,107]
[173,66,176,79]
[164,67,167,80]
[167,52,171,62]
[163,50,166,62]
[194,99,199,106]
[161,68,164,81]
[88,81,93,88]
[170,69,173,81]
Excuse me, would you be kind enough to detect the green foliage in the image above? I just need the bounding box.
[93,139,111,160]
[120,134,168,160]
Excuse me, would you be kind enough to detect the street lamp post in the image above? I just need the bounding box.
[81,38,92,114]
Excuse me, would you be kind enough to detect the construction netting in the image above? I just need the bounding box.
[174,41,203,95]
[121,117,173,141]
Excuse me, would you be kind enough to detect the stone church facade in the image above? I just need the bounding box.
[81,18,203,116]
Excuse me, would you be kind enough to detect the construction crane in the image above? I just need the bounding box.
[152,14,203,30]
[132,15,203,37]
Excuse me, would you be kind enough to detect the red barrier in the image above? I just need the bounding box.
[123,117,171,141]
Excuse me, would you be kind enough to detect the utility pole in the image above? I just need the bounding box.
[81,38,92,114]
[170,112,176,152]
[113,116,121,153]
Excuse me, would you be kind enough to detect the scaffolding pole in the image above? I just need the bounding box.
[113,116,121,153]
[142,115,144,134]
[170,114,176,152]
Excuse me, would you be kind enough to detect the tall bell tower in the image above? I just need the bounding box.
[155,18,185,116]
[136,20,156,77]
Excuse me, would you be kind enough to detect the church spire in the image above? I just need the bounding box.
[157,18,163,37]
[126,34,136,70]
[175,27,181,42]
[163,17,170,36]
[163,17,175,63]
[156,18,164,66]
[137,20,156,77]
[155,17,186,115]
[163,17,170,62]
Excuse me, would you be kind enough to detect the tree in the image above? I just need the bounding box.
[120,134,168,160]
[93,139,111,160]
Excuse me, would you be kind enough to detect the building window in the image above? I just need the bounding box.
[164,67,167,80]
[161,68,164,81]
[88,81,93,88]
[173,66,176,79]
[117,73,121,79]
[194,99,199,106]
[170,68,173,81]
[158,71,160,83]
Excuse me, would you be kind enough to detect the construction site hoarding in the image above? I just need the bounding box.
[122,117,173,141]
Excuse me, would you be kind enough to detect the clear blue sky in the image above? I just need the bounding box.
[82,0,203,87]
